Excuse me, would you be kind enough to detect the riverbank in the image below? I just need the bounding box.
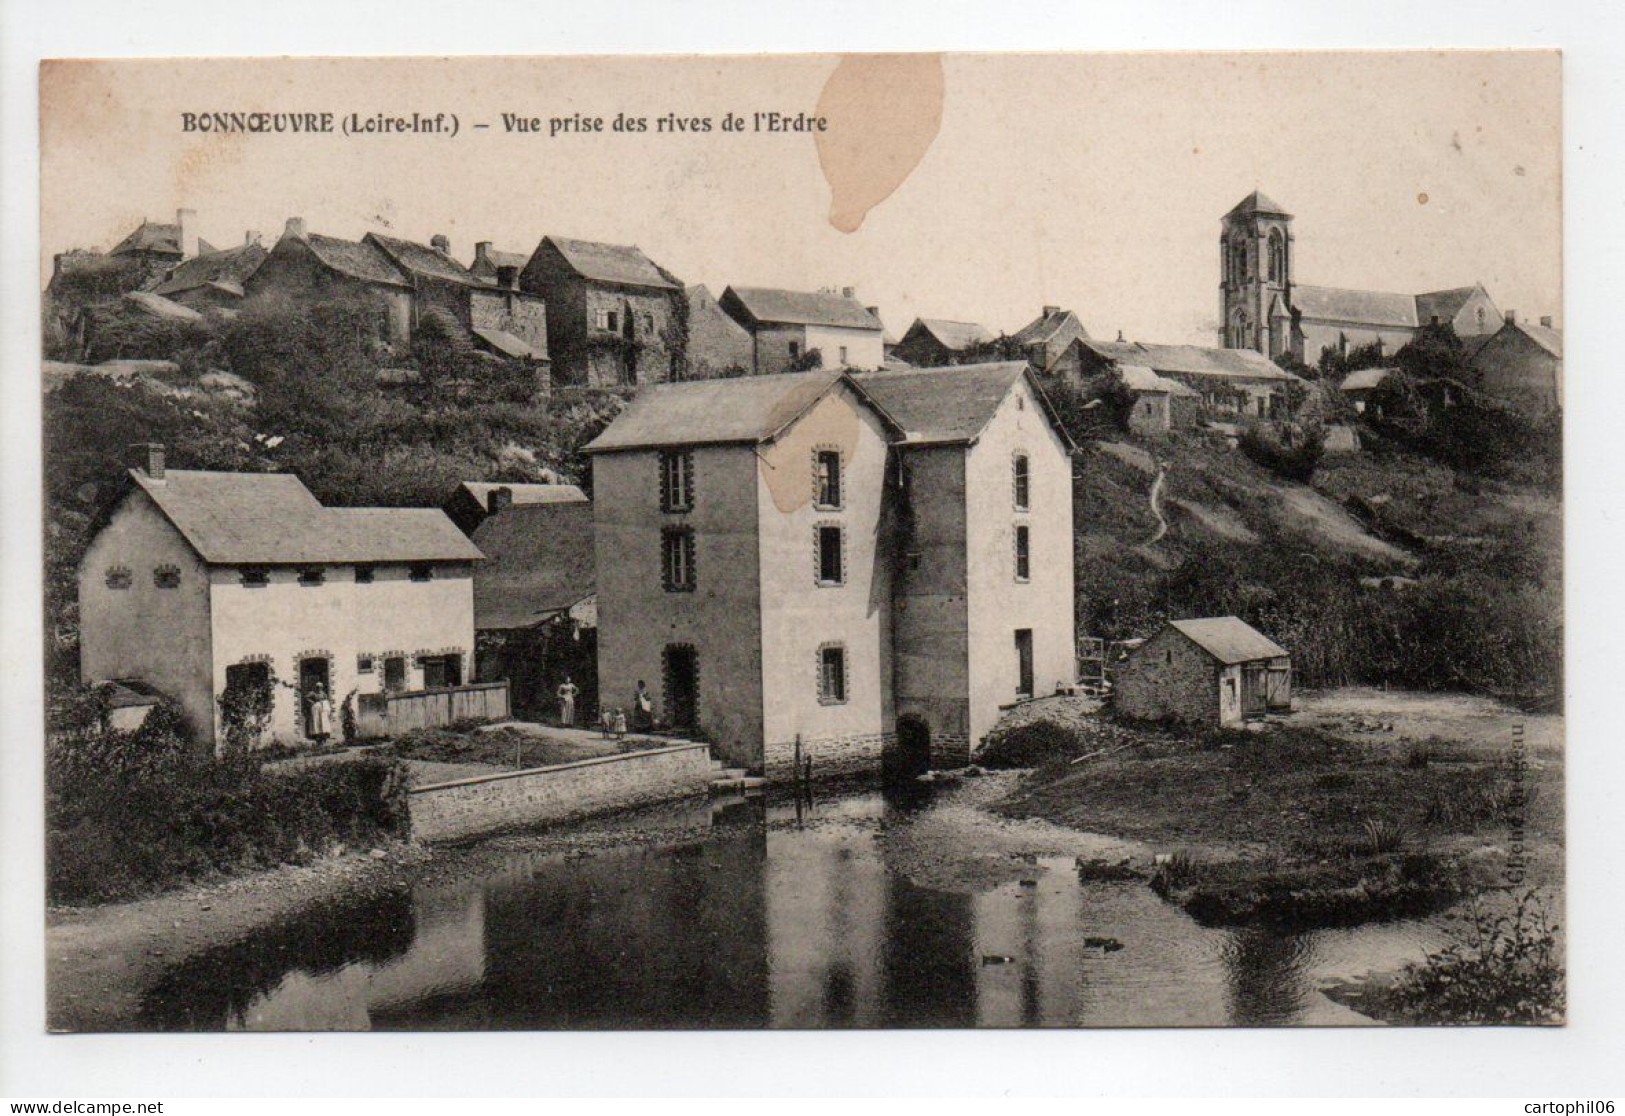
[989,693,1563,932]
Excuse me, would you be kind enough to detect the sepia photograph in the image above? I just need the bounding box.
[30,47,1567,1040]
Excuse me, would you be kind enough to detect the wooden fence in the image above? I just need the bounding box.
[354,680,510,739]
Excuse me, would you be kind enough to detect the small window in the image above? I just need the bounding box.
[1013,454,1030,511]
[606,310,619,332]
[105,565,132,590]
[153,565,181,589]
[298,567,325,587]
[644,312,656,331]
[814,449,842,509]
[816,525,844,586]
[659,450,694,513]
[383,656,407,692]
[661,527,696,592]
[357,654,375,674]
[409,564,433,583]
[788,340,801,359]
[355,565,376,585]
[240,566,269,588]
[817,644,848,705]
[1014,525,1031,582]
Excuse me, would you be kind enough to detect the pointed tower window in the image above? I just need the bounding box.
[1268,230,1285,283]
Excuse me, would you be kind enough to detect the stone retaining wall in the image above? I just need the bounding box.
[408,742,712,843]
[763,731,893,781]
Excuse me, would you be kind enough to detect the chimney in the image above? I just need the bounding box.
[244,230,261,246]
[431,234,451,255]
[488,486,514,514]
[284,216,307,241]
[1540,315,1552,328]
[130,442,165,481]
[1043,305,1060,317]
[1504,309,1516,325]
[1116,330,1126,342]
[475,241,492,267]
[177,208,198,258]
[841,286,855,299]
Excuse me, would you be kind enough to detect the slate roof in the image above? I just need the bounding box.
[124,292,203,321]
[152,242,268,296]
[1512,319,1562,359]
[130,469,482,565]
[1011,307,1088,346]
[1081,338,1297,382]
[1168,617,1289,664]
[544,236,677,290]
[471,502,596,630]
[110,220,182,257]
[1339,367,1394,392]
[457,482,588,510]
[1290,284,1420,329]
[907,318,994,351]
[301,233,412,288]
[723,286,882,331]
[851,362,1074,448]
[471,327,547,360]
[367,233,478,286]
[1225,191,1292,220]
[586,370,851,452]
[1117,364,1198,396]
[1413,286,1481,326]
[472,247,530,276]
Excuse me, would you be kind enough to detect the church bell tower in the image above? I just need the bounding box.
[1219,190,1294,358]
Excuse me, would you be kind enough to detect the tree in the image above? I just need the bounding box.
[786,347,823,373]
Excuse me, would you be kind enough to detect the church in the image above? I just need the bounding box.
[1218,191,1502,366]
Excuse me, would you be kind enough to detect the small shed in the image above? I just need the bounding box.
[1114,617,1291,727]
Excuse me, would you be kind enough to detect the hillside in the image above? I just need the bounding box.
[1072,427,1561,701]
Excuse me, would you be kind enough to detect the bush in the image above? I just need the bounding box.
[1382,892,1563,1024]
[46,726,410,905]
[1239,420,1326,482]
[978,719,1090,768]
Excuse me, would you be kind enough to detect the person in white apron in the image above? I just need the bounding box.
[307,683,335,746]
[557,676,579,727]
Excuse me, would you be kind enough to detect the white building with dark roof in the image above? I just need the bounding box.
[585,362,1075,778]
[1218,190,1503,365]
[718,285,885,374]
[78,444,482,749]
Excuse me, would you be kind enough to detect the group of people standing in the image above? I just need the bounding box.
[554,676,655,739]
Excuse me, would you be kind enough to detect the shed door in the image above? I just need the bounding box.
[1266,665,1292,711]
[1241,664,1268,715]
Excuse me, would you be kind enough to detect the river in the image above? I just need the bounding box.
[131,776,1457,1029]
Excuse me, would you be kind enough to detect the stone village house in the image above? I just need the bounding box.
[718,286,887,375]
[585,362,1075,778]
[1010,306,1091,378]
[520,235,683,388]
[1114,617,1291,728]
[443,480,588,537]
[891,318,994,367]
[78,445,482,749]
[1467,311,1563,416]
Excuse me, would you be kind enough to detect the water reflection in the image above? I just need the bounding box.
[137,784,1452,1030]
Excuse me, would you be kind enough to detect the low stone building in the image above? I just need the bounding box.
[718,285,886,375]
[78,444,483,749]
[244,218,417,346]
[1115,364,1200,436]
[443,480,589,536]
[1114,617,1291,728]
[1011,306,1091,377]
[891,318,994,367]
[1078,336,1304,420]
[1468,312,1563,415]
[149,236,268,313]
[681,284,755,378]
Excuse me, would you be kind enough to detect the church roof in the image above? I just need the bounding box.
[1290,284,1420,330]
[1225,191,1292,220]
[1414,286,1482,326]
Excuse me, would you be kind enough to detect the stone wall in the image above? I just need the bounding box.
[407,742,713,843]
[763,731,893,781]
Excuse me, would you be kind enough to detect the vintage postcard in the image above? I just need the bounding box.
[38,51,1562,1033]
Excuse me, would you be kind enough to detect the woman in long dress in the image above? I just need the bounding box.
[307,683,335,746]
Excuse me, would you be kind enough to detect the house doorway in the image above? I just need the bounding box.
[887,715,932,782]
[1241,664,1269,718]
[298,657,331,737]
[1015,629,1035,700]
[422,653,462,689]
[663,644,698,731]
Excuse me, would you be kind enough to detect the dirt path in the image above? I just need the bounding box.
[1144,463,1168,545]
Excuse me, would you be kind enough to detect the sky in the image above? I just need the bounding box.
[40,51,1561,345]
